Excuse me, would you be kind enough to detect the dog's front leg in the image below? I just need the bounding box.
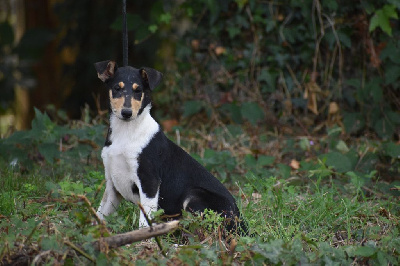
[97,179,122,221]
[138,192,159,228]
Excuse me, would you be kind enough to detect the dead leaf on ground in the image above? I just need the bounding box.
[290,159,300,170]
[329,102,339,114]
[215,46,226,56]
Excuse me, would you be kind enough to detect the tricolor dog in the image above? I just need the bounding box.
[94,60,247,234]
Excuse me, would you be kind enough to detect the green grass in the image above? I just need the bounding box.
[0,164,399,264]
[0,114,399,264]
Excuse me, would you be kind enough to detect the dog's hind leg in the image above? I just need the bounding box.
[96,179,122,220]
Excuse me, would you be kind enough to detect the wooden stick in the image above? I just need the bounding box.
[76,195,111,235]
[92,221,179,250]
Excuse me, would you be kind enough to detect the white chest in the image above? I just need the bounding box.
[101,108,159,202]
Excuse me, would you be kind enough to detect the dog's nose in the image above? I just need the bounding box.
[121,109,132,119]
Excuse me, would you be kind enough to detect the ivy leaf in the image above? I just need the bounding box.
[369,5,398,36]
[382,4,399,19]
[159,13,172,24]
[148,25,158,33]
[343,113,365,134]
[353,246,376,257]
[338,31,351,48]
[382,142,400,159]
[183,100,204,117]
[379,41,400,64]
[373,118,395,140]
[336,140,350,153]
[228,27,240,38]
[257,155,275,167]
[385,64,400,85]
[38,143,59,163]
[244,154,257,168]
[258,68,278,92]
[241,102,265,125]
[319,151,353,173]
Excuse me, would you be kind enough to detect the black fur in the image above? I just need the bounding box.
[138,130,248,235]
[105,128,112,146]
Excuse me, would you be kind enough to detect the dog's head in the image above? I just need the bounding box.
[94,60,163,121]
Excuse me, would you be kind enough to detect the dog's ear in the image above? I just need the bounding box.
[140,67,163,90]
[94,60,118,82]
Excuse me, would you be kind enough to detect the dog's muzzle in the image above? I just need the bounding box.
[121,109,133,119]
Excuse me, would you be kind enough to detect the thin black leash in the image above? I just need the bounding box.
[122,0,128,67]
[121,3,167,255]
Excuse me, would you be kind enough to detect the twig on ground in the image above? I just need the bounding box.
[77,195,110,235]
[92,221,179,250]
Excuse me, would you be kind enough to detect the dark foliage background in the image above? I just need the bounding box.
[2,0,400,139]
[1,0,399,135]
[1,0,400,175]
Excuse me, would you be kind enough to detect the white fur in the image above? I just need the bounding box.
[183,197,191,211]
[97,105,160,227]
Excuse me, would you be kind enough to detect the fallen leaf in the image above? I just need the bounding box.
[215,46,226,55]
[229,238,237,254]
[290,159,300,170]
[329,102,339,114]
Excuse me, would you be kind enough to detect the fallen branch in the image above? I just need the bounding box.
[92,220,179,250]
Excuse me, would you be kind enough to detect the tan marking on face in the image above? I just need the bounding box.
[131,92,144,116]
[132,83,139,90]
[119,82,125,88]
[109,90,124,114]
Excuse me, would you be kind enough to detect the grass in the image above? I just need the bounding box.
[0,117,399,264]
[1,167,398,264]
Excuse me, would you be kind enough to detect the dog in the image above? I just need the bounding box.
[94,60,247,235]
